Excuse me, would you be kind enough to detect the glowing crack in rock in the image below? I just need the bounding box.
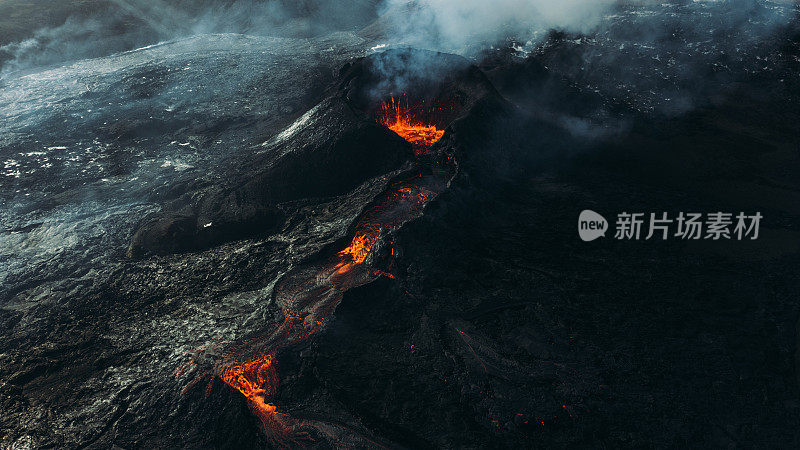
[180,96,454,446]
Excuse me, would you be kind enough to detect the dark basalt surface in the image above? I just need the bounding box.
[293,42,800,446]
[2,12,800,450]
[127,96,413,257]
[127,47,506,258]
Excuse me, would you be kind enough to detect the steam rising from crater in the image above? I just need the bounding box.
[379,0,615,54]
[2,0,796,81]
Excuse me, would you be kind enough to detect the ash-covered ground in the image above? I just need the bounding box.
[2,1,800,448]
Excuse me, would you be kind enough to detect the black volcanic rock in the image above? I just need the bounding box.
[4,13,800,449]
[127,48,511,258]
[797,317,800,390]
[129,212,198,257]
[128,95,412,257]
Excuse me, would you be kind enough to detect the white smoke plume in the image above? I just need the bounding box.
[0,0,381,76]
[377,0,616,54]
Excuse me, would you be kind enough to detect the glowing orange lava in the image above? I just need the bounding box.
[377,96,445,149]
[338,229,380,265]
[183,94,456,446]
[220,354,277,399]
[218,354,297,444]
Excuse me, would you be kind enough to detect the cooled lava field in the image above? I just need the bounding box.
[1,1,800,448]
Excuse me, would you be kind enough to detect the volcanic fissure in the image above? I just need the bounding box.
[180,94,457,445]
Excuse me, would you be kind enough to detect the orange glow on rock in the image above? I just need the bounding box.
[183,93,457,446]
[338,229,380,264]
[218,354,300,446]
[376,96,445,149]
[220,354,278,399]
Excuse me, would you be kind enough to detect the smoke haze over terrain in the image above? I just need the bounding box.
[0,0,381,74]
[1,0,795,103]
[378,0,615,53]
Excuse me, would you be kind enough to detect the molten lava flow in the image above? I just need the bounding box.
[376,96,445,150]
[218,354,297,444]
[220,354,278,399]
[338,229,380,265]
[182,94,457,447]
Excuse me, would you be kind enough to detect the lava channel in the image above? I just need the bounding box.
[180,96,456,447]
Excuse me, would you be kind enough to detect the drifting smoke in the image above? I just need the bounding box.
[0,0,187,75]
[0,0,796,115]
[378,0,615,54]
[375,1,796,97]
[0,0,381,76]
[0,15,151,75]
[363,0,615,94]
[531,0,799,115]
